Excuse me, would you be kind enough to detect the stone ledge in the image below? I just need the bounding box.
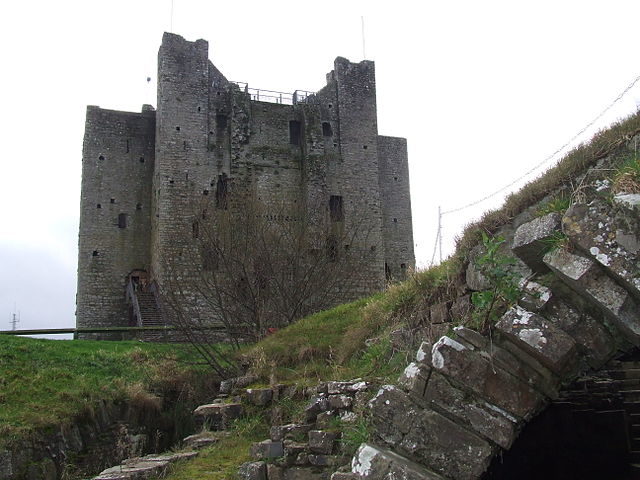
[351,443,445,479]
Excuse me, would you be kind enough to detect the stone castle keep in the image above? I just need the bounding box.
[76,32,414,334]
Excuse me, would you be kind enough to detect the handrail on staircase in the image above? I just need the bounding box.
[126,278,143,327]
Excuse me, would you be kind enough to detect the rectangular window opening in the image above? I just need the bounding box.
[216,175,228,210]
[118,213,127,229]
[329,195,344,222]
[289,120,302,146]
[322,122,333,137]
[326,235,338,262]
[216,114,228,130]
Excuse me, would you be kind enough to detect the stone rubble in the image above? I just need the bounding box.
[336,189,640,479]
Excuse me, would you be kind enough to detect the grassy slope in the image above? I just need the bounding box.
[0,336,208,450]
[167,111,640,479]
[5,112,639,476]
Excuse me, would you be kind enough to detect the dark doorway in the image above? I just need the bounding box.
[484,355,640,480]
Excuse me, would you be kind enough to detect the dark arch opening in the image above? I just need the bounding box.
[484,351,640,480]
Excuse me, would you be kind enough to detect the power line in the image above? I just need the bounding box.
[442,72,640,216]
[429,71,640,264]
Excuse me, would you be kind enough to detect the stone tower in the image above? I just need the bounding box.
[76,33,415,337]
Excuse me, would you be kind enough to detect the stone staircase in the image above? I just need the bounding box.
[236,379,371,480]
[135,290,168,341]
[338,193,640,479]
[137,291,164,327]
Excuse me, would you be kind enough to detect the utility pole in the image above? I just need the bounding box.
[438,206,443,264]
[10,308,20,331]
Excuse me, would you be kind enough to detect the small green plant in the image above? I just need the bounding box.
[540,230,569,253]
[536,194,570,216]
[339,416,370,456]
[469,233,522,333]
[612,156,640,193]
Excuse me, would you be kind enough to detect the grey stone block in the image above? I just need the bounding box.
[429,302,449,324]
[282,467,329,479]
[511,212,562,273]
[327,380,368,394]
[351,443,444,479]
[369,386,495,479]
[450,295,472,322]
[545,299,616,369]
[466,260,491,291]
[453,326,559,398]
[423,371,518,449]
[267,464,285,480]
[397,362,430,397]
[308,454,342,466]
[193,402,243,430]
[250,440,284,460]
[519,280,553,312]
[328,394,353,410]
[430,336,544,418]
[308,430,338,454]
[246,388,273,406]
[305,395,330,422]
[331,472,357,480]
[238,461,267,480]
[270,423,313,442]
[495,307,577,376]
[544,248,640,344]
[563,201,640,301]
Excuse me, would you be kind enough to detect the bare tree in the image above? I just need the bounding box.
[160,193,378,376]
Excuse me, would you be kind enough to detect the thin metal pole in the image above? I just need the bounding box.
[361,16,366,60]
[438,206,443,264]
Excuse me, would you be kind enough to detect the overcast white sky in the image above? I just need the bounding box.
[1,0,640,333]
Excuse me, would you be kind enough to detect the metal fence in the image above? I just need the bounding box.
[231,81,316,105]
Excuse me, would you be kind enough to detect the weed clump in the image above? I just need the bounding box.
[612,156,640,193]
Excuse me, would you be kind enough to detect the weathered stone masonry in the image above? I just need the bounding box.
[77,33,415,335]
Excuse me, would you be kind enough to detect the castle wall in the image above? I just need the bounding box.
[77,106,155,332]
[331,58,386,295]
[77,32,415,334]
[152,33,211,290]
[378,135,415,279]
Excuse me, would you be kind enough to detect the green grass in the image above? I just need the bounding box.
[536,193,571,216]
[0,336,209,449]
[612,154,640,193]
[164,415,269,480]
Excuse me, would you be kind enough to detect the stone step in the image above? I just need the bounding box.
[93,452,198,480]
[182,431,228,449]
[193,402,243,431]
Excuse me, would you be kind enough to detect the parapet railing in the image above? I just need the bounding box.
[230,81,316,105]
[0,326,226,337]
